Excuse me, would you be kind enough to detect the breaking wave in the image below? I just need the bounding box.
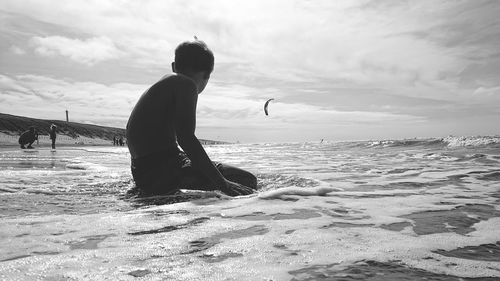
[364,135,500,148]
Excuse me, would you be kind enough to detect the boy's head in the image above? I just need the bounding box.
[173,40,214,77]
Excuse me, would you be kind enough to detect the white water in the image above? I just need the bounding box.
[0,137,499,280]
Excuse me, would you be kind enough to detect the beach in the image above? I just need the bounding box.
[0,136,499,280]
[0,132,115,147]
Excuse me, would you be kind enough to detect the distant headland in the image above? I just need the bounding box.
[0,113,228,146]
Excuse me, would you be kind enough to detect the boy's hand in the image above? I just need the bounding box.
[221,180,254,196]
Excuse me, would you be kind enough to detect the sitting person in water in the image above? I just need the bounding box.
[19,127,37,149]
[126,39,257,196]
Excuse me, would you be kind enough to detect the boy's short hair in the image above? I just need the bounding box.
[174,40,214,74]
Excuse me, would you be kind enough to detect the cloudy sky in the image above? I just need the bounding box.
[1,0,499,143]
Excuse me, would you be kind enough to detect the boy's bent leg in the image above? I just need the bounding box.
[176,153,257,191]
[178,163,257,191]
[177,166,217,191]
[216,163,257,189]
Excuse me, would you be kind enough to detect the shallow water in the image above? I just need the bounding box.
[0,137,499,280]
[0,147,133,217]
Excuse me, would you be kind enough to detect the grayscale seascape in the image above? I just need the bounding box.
[2,1,500,280]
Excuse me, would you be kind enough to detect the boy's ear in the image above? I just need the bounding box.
[171,62,176,73]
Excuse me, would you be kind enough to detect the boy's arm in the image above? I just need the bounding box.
[174,81,253,196]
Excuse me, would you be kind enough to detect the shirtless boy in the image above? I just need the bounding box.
[126,40,257,196]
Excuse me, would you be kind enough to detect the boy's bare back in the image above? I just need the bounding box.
[126,74,196,160]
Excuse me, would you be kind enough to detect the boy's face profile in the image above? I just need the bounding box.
[195,72,210,94]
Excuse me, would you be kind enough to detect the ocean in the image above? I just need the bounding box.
[0,136,499,281]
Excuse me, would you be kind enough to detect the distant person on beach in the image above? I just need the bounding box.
[126,39,257,196]
[18,127,37,149]
[119,137,124,146]
[113,136,117,146]
[49,124,57,149]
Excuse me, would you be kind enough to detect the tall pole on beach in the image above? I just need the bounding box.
[66,110,69,122]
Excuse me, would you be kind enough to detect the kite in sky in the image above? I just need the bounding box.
[264,98,274,116]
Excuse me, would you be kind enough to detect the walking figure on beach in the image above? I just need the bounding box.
[18,127,37,149]
[126,39,257,196]
[49,124,57,149]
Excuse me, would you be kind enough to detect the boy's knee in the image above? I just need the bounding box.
[247,175,257,189]
[232,172,257,189]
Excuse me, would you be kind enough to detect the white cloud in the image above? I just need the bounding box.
[0,0,476,89]
[9,45,26,55]
[198,89,425,129]
[30,36,125,65]
[0,74,147,127]
[0,74,25,92]
[1,0,499,141]
[471,86,500,103]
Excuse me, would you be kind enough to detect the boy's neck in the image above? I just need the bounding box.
[175,71,207,94]
[176,71,195,80]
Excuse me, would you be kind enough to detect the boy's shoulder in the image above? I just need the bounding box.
[158,73,194,85]
[154,73,197,93]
